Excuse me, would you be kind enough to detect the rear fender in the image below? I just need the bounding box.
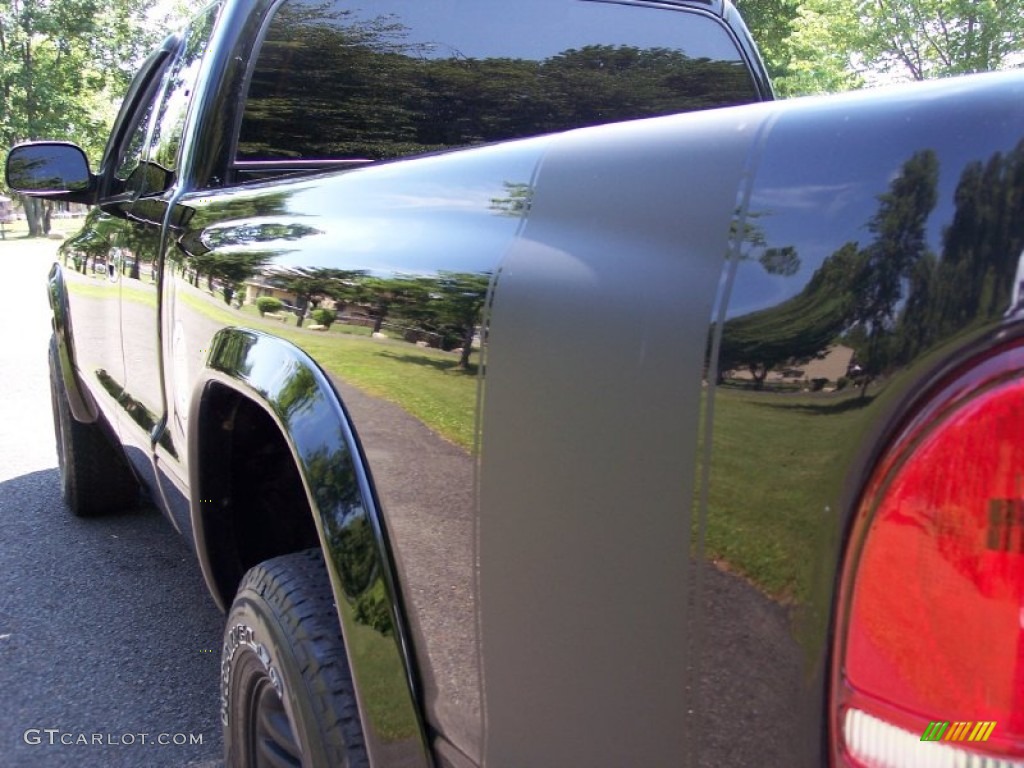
[189,327,431,768]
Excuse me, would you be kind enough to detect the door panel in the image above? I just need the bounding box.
[118,4,223,535]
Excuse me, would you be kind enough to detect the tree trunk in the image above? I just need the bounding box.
[458,325,475,369]
[23,196,44,237]
[749,363,767,390]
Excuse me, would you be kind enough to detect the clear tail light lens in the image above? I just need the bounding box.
[833,347,1024,767]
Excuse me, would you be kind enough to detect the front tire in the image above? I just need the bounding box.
[222,548,367,768]
[48,335,138,516]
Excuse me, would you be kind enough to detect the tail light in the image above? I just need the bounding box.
[832,344,1024,767]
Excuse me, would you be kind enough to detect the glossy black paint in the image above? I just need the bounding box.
[82,2,768,762]
[46,262,96,423]
[166,137,550,763]
[13,0,1024,766]
[194,328,432,766]
[698,73,1024,764]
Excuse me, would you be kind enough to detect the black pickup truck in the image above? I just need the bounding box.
[7,1,1024,766]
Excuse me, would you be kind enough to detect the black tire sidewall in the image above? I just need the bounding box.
[222,580,342,768]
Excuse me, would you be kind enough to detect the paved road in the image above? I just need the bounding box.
[0,237,224,767]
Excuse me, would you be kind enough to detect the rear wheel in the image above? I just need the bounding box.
[48,335,138,516]
[222,548,367,768]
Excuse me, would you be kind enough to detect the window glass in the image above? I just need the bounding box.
[114,95,162,184]
[148,3,221,174]
[111,47,176,187]
[237,0,759,163]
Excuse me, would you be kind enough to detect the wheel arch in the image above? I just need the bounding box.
[47,262,98,423]
[188,327,432,767]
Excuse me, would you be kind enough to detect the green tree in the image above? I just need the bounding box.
[853,0,1024,82]
[310,307,336,328]
[0,0,161,152]
[240,1,761,162]
[349,276,421,335]
[191,251,274,305]
[273,267,361,327]
[0,0,160,235]
[489,181,533,217]
[893,139,1024,359]
[771,0,866,95]
[718,242,856,387]
[255,296,284,317]
[777,0,1024,95]
[431,272,490,369]
[733,0,800,82]
[848,149,940,393]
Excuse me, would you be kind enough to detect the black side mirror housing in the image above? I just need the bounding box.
[5,142,97,204]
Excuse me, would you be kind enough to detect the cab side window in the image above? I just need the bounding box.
[113,98,161,188]
[109,52,175,196]
[108,5,220,199]
[233,0,760,177]
[147,4,221,179]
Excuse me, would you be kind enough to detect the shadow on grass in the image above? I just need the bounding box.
[747,392,876,415]
[378,349,479,376]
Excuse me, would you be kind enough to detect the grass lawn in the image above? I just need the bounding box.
[0,219,30,240]
[0,217,80,242]
[237,303,385,339]
[293,333,479,450]
[179,286,480,451]
[290,329,859,604]
[64,272,158,307]
[337,594,422,742]
[702,386,870,602]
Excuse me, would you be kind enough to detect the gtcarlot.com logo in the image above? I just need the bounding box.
[23,729,204,747]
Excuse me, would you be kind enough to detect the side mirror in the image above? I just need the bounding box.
[5,142,96,202]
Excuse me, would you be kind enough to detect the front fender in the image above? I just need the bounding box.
[47,262,97,423]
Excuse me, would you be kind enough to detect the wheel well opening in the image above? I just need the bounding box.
[196,382,321,607]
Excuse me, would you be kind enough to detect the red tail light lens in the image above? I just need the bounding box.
[833,350,1024,767]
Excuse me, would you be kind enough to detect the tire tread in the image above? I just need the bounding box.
[233,548,368,768]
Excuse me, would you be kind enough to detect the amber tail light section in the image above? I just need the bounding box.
[832,345,1024,767]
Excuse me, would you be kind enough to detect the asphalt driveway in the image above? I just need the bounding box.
[0,238,224,768]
